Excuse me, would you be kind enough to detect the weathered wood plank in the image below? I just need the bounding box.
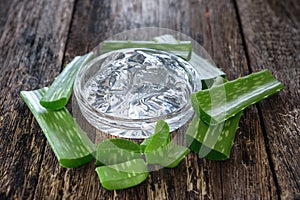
[236,0,300,199]
[187,1,277,199]
[1,0,293,199]
[0,0,10,37]
[59,0,278,199]
[0,0,75,199]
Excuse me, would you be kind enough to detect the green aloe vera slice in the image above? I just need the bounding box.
[139,136,152,152]
[143,120,170,153]
[145,142,190,168]
[186,112,243,160]
[40,52,94,110]
[96,159,149,190]
[191,69,284,124]
[186,75,241,160]
[152,34,192,60]
[153,34,226,86]
[96,139,141,166]
[101,40,192,60]
[20,88,95,168]
[143,120,190,168]
[152,34,180,43]
[188,53,226,89]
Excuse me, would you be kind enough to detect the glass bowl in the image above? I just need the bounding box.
[73,27,216,139]
[74,48,201,138]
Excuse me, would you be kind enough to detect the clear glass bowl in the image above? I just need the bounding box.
[73,27,216,139]
[74,48,201,138]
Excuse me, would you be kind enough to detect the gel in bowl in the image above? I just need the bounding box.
[73,27,217,139]
[74,48,201,138]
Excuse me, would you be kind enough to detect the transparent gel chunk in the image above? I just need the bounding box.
[84,50,193,120]
[75,48,202,138]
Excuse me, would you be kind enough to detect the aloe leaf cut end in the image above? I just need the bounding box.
[40,52,94,110]
[192,70,284,124]
[154,35,226,85]
[96,139,141,166]
[21,88,95,168]
[145,142,190,168]
[186,111,243,160]
[143,120,189,168]
[95,159,149,190]
[144,120,170,153]
[188,53,226,84]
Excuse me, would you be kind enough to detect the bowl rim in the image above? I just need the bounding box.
[74,48,201,124]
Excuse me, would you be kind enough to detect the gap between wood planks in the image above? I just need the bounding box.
[60,0,81,74]
[232,0,281,199]
[31,1,79,199]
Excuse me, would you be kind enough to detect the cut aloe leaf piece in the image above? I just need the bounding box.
[101,40,192,60]
[96,159,149,190]
[145,142,190,168]
[202,76,227,90]
[189,53,226,89]
[186,112,243,160]
[96,139,141,166]
[143,120,170,153]
[191,69,284,124]
[20,88,95,168]
[153,34,226,84]
[152,34,179,43]
[152,34,192,59]
[40,52,94,110]
[143,120,189,168]
[140,137,152,152]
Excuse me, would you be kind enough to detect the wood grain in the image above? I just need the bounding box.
[0,0,298,199]
[61,0,277,199]
[236,0,300,199]
[0,0,75,199]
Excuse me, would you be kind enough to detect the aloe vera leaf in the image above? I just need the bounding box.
[152,34,179,43]
[20,88,95,168]
[96,159,149,190]
[189,53,226,89]
[140,119,170,152]
[143,120,170,153]
[143,120,189,168]
[40,52,94,110]
[140,137,152,152]
[101,40,192,60]
[191,69,284,124]
[96,139,141,166]
[186,112,243,160]
[186,75,240,160]
[145,142,190,168]
[153,34,226,85]
[153,34,193,60]
[202,76,228,90]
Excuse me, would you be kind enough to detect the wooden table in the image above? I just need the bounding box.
[0,0,299,199]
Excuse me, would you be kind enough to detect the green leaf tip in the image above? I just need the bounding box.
[140,120,171,152]
[145,142,190,168]
[143,120,170,153]
[142,120,190,168]
[186,112,243,160]
[188,53,226,84]
[40,52,94,110]
[96,138,141,166]
[96,159,149,190]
